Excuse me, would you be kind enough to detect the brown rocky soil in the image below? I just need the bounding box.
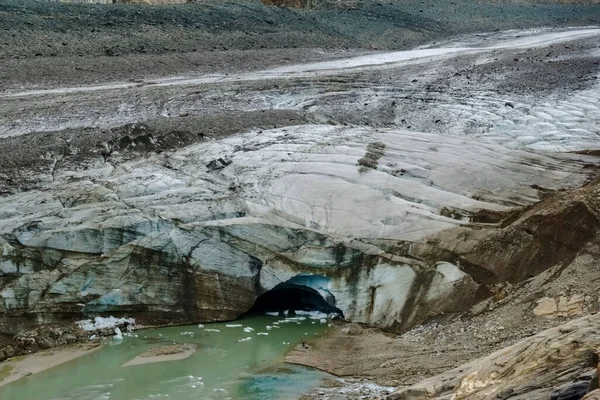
[411,174,600,285]
[386,314,600,399]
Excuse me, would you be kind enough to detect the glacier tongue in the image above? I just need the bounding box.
[0,27,599,334]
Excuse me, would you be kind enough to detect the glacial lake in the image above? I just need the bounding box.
[0,314,331,400]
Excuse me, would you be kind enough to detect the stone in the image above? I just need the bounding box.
[62,334,77,344]
[549,380,592,400]
[38,338,55,350]
[4,346,15,358]
[341,324,364,336]
[566,294,585,314]
[533,297,557,316]
[583,389,600,400]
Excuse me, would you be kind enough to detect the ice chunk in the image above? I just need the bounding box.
[76,316,135,332]
[113,327,123,341]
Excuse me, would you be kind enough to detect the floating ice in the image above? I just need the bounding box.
[113,327,123,341]
[226,324,243,328]
[257,332,269,336]
[205,329,221,332]
[243,327,254,333]
[180,332,194,336]
[296,310,340,320]
[198,324,204,328]
[238,337,252,342]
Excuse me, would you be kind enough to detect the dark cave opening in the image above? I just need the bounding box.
[245,283,342,317]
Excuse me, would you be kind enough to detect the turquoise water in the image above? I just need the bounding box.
[0,315,331,400]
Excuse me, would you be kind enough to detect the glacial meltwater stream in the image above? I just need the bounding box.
[0,314,332,400]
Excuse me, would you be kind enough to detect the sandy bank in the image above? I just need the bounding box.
[0,342,102,388]
[122,343,197,367]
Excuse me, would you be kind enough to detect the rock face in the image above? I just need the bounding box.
[1,28,599,344]
[387,314,600,400]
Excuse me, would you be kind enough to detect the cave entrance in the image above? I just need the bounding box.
[246,275,343,317]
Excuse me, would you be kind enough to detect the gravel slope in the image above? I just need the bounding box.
[1,0,600,89]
